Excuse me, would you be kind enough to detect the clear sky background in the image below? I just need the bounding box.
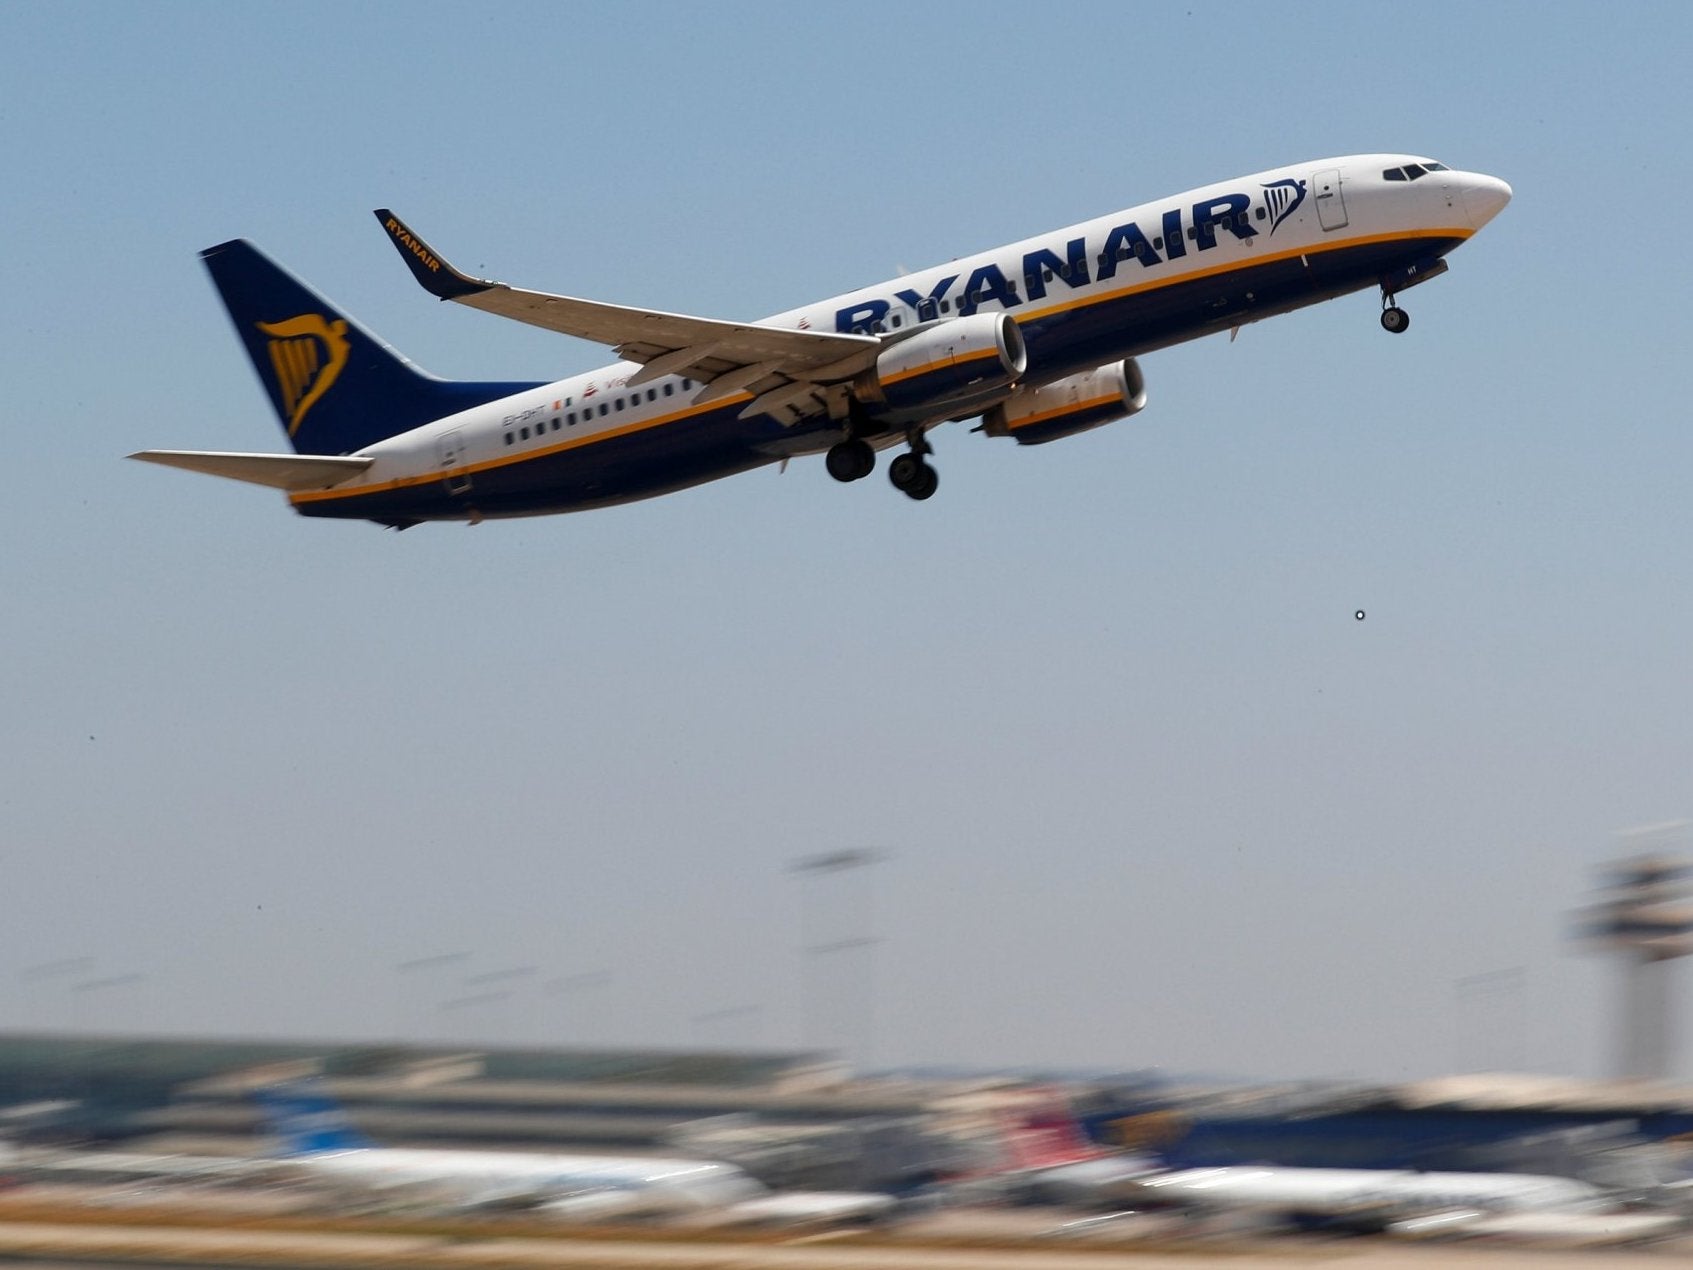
[4,1,1691,1083]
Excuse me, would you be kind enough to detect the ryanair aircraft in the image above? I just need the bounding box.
[133,155,1510,528]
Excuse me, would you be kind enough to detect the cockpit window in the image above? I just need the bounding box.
[1385,163,1444,182]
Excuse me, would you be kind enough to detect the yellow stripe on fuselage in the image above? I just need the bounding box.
[287,391,745,506]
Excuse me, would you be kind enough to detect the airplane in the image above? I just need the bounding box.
[1387,1206,1688,1248]
[131,155,1510,528]
[947,1088,1158,1207]
[256,1084,893,1225]
[1124,1163,1625,1233]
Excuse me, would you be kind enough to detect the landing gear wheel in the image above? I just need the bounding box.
[888,452,922,489]
[889,453,938,500]
[826,438,875,482]
[1380,305,1410,334]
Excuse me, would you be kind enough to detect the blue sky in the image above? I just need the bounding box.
[4,1,1692,1082]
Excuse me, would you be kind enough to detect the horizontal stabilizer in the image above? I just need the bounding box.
[127,450,374,491]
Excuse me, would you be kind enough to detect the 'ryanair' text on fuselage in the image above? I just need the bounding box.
[833,186,1303,333]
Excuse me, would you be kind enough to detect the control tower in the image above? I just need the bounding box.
[1577,827,1693,1080]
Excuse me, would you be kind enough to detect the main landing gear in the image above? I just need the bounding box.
[825,437,875,482]
[826,429,939,500]
[1380,292,1410,334]
[887,432,938,501]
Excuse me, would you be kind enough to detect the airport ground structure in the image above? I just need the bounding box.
[0,1032,975,1192]
[2,1030,1693,1193]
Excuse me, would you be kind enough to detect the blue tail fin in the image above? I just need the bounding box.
[201,240,543,455]
[255,1082,374,1156]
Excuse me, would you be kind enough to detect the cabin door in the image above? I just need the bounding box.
[1313,169,1348,232]
[438,429,472,495]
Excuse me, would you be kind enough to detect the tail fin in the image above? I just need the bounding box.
[201,240,542,455]
[997,1089,1107,1170]
[255,1082,374,1156]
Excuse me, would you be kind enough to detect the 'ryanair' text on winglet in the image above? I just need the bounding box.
[373,209,494,301]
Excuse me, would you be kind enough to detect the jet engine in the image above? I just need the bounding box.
[979,358,1146,445]
[856,313,1027,413]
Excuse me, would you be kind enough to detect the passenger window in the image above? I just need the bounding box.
[1153,236,1163,250]
[566,412,575,425]
[890,315,902,328]
[551,418,560,431]
[1043,268,1054,282]
[682,378,692,388]
[598,403,608,417]
[504,433,513,446]
[646,389,656,402]
[1255,207,1267,220]
[520,426,529,439]
[939,299,951,312]
[663,383,673,396]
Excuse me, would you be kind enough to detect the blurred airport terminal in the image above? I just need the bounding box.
[0,1027,1690,1258]
[1,1031,1692,1185]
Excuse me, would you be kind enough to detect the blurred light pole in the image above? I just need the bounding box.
[543,971,613,1047]
[395,951,471,1043]
[70,972,147,1037]
[692,1004,764,1050]
[1454,967,1527,1072]
[791,849,884,1071]
[438,991,513,1046]
[21,958,96,1033]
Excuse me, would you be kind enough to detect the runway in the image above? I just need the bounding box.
[0,1215,1680,1270]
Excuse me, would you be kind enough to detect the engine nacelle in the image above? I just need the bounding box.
[857,313,1027,414]
[980,358,1147,445]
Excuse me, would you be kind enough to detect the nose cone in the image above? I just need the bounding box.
[1462,173,1513,229]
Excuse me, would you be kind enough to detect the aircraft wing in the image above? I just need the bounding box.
[128,450,374,491]
[375,210,881,423]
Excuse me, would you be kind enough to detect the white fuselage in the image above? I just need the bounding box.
[1133,1164,1610,1219]
[293,1145,764,1212]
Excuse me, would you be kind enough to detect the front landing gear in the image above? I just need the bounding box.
[1380,293,1410,334]
[888,431,938,501]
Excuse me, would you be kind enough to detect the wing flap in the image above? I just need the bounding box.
[128,450,374,491]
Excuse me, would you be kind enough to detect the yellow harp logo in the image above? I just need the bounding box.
[258,314,351,436]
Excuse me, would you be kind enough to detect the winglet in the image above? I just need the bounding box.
[373,209,495,300]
